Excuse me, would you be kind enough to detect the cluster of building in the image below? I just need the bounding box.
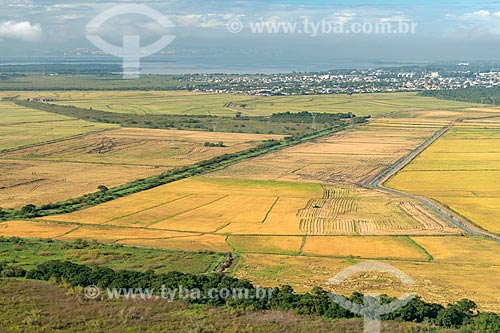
[185,67,500,95]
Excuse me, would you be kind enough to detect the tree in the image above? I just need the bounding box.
[21,204,37,214]
[97,185,109,193]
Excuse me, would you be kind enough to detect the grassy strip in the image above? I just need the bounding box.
[0,118,365,221]
[0,237,227,275]
[402,236,434,262]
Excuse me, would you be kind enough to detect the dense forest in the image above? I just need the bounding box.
[420,87,500,105]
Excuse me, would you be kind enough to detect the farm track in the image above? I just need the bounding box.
[366,116,500,243]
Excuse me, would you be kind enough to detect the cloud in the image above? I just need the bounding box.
[173,14,244,28]
[0,21,43,41]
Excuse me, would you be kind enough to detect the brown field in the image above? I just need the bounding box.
[301,236,429,260]
[0,159,173,209]
[0,127,281,209]
[210,119,442,184]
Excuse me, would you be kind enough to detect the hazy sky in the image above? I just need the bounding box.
[2,0,500,69]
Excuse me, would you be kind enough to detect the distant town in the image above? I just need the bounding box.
[185,63,500,96]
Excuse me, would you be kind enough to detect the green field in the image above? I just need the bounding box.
[0,101,116,151]
[6,91,478,117]
[0,237,225,275]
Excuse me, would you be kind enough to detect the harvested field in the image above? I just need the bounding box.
[2,128,283,166]
[210,119,442,184]
[0,125,280,209]
[297,185,458,235]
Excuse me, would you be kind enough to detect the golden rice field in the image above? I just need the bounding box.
[0,220,77,238]
[40,177,455,236]
[42,177,322,233]
[301,236,429,260]
[2,91,478,117]
[387,126,500,234]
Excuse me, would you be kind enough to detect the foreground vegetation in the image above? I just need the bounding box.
[1,259,498,332]
[0,279,454,333]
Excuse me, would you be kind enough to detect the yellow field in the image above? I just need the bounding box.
[42,177,323,234]
[302,236,429,260]
[387,126,500,234]
[412,236,500,265]
[117,234,232,253]
[0,220,76,238]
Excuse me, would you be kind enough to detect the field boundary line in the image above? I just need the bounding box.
[146,195,230,226]
[299,235,307,254]
[0,127,117,155]
[261,197,280,224]
[104,194,194,224]
[402,236,434,262]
